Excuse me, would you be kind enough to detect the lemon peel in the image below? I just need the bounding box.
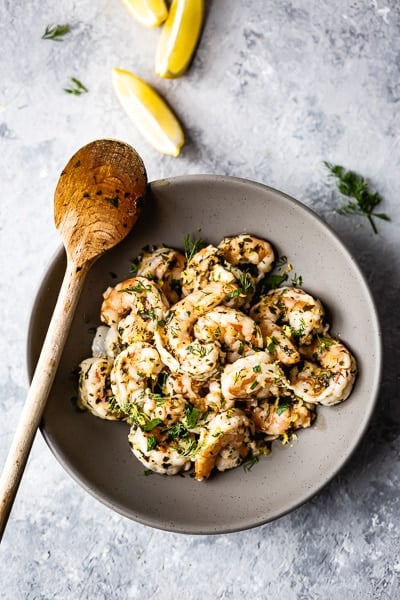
[112,67,185,157]
[121,0,168,28]
[155,0,204,78]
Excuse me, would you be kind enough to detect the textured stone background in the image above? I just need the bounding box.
[1,1,399,598]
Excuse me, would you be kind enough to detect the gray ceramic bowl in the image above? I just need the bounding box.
[27,175,381,534]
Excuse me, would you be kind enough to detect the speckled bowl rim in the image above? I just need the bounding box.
[27,174,382,534]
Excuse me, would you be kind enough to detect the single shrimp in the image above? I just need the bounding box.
[194,408,253,481]
[128,426,194,475]
[221,352,288,402]
[289,335,357,406]
[78,357,124,420]
[181,245,238,296]
[136,245,186,304]
[193,306,263,363]
[251,287,327,346]
[100,276,169,344]
[218,234,275,283]
[252,399,315,437]
[155,280,239,380]
[110,342,163,407]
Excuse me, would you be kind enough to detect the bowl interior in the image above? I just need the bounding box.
[27,175,381,534]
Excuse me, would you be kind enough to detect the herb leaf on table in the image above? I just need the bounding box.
[324,161,390,234]
[42,24,71,41]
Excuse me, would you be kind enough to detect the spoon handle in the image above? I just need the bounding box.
[0,258,90,541]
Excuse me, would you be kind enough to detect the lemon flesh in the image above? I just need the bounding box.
[112,68,185,157]
[155,0,204,78]
[121,0,168,27]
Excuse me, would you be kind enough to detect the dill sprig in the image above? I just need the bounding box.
[64,77,88,96]
[183,234,205,261]
[42,24,71,41]
[324,162,390,234]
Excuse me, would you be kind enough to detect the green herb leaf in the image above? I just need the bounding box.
[185,406,201,429]
[42,23,70,41]
[64,77,88,96]
[243,455,259,472]
[276,400,293,415]
[324,161,390,234]
[143,418,163,432]
[183,234,205,261]
[146,435,157,451]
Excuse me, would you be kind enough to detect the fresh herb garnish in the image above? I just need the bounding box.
[183,234,204,261]
[42,23,70,41]
[143,418,163,432]
[276,400,293,415]
[64,77,88,96]
[324,161,390,234]
[243,455,259,472]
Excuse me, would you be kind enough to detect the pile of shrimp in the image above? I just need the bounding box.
[78,234,357,481]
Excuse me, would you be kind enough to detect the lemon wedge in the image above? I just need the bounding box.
[155,0,204,78]
[112,67,185,157]
[121,0,168,27]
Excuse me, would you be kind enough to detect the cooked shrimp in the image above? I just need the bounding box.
[78,357,123,420]
[194,306,263,363]
[289,335,357,406]
[194,408,253,480]
[221,352,288,402]
[110,342,163,407]
[251,286,327,346]
[128,426,193,475]
[136,246,186,304]
[218,234,275,283]
[100,277,168,341]
[252,399,315,437]
[181,245,238,296]
[155,280,238,380]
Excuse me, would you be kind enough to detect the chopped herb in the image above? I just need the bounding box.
[42,23,70,41]
[130,260,139,274]
[143,418,163,432]
[185,405,201,429]
[243,455,259,472]
[238,272,254,293]
[276,400,293,415]
[253,364,262,373]
[275,255,288,268]
[105,196,119,208]
[224,288,241,301]
[144,469,154,476]
[263,273,288,289]
[64,77,88,96]
[324,161,390,234]
[87,327,97,334]
[183,234,205,261]
[250,380,259,390]
[291,273,303,286]
[146,435,157,451]
[266,336,278,354]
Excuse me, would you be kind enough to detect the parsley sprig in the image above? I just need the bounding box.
[42,24,71,41]
[324,162,390,234]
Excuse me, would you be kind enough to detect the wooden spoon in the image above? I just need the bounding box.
[0,139,147,540]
